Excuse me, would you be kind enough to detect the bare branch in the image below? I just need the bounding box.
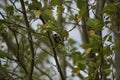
[68,21,79,32]
[9,0,23,13]
[35,65,53,80]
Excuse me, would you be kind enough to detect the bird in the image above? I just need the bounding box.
[53,34,64,45]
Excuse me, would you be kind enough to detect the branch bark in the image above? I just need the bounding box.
[35,65,53,80]
[47,31,65,80]
[57,0,67,78]
[20,0,35,80]
[112,1,120,79]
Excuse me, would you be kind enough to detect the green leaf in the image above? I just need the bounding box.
[89,35,102,52]
[77,0,87,17]
[29,1,42,10]
[13,15,20,21]
[78,6,87,18]
[43,21,52,29]
[43,21,56,32]
[102,4,117,14]
[70,52,82,64]
[0,51,8,59]
[87,18,104,30]
[34,2,42,9]
[107,35,112,42]
[103,46,111,56]
[68,38,76,44]
[61,29,69,40]
[85,48,92,55]
[77,0,86,9]
[6,6,14,15]
[103,69,111,74]
[72,67,80,73]
[50,0,62,6]
[81,43,92,49]
[0,20,5,24]
[70,47,77,52]
[57,6,65,24]
[57,6,65,14]
[35,10,41,17]
[77,60,86,70]
[41,9,54,21]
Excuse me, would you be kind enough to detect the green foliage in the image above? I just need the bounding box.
[72,67,80,73]
[6,6,14,15]
[102,3,117,14]
[77,0,87,10]
[77,0,87,17]
[0,51,7,59]
[70,52,82,64]
[87,18,104,30]
[0,0,116,80]
[41,9,54,21]
[61,29,69,40]
[70,51,86,72]
[43,21,56,30]
[68,38,76,44]
[50,0,62,6]
[90,35,102,51]
[28,0,42,10]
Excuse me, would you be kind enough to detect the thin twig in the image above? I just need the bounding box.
[0,11,28,75]
[9,27,28,75]
[68,21,79,32]
[0,11,5,18]
[9,0,23,13]
[35,65,53,80]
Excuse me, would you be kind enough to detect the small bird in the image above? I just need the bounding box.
[53,34,64,45]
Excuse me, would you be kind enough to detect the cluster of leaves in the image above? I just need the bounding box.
[68,0,120,80]
[0,0,120,80]
[0,0,69,80]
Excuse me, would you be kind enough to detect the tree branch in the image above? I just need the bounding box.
[39,7,65,79]
[9,0,23,13]
[0,32,28,75]
[35,65,53,80]
[0,11,28,75]
[47,31,65,80]
[20,0,35,80]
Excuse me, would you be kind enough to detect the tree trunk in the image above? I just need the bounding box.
[108,1,120,80]
[114,5,120,80]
